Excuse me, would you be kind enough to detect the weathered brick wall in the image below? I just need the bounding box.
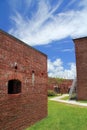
[48,78,72,94]
[73,37,87,100]
[0,30,48,130]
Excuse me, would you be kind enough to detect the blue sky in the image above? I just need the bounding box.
[0,0,87,79]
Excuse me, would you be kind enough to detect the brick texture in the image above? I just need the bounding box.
[48,78,72,94]
[0,30,48,130]
[73,37,87,100]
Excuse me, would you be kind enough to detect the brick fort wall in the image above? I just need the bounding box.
[73,37,87,100]
[0,30,48,130]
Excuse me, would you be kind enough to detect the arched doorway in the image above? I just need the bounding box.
[8,79,21,94]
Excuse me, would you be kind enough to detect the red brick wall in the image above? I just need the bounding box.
[0,30,48,130]
[48,78,72,94]
[73,37,87,100]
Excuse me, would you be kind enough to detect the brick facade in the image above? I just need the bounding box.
[48,78,72,94]
[0,30,48,130]
[73,37,87,100]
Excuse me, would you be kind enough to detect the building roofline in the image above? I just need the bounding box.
[0,29,47,57]
[73,36,87,41]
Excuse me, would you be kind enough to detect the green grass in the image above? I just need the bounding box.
[78,100,87,103]
[26,100,87,130]
[61,95,69,100]
[48,94,62,99]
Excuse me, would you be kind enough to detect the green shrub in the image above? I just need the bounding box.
[48,90,56,96]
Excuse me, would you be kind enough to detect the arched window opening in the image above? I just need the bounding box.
[8,79,21,94]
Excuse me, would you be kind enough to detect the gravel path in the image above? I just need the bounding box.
[50,94,87,107]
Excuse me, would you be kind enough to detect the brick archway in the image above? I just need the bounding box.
[7,72,23,82]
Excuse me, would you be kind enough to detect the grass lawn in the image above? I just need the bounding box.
[60,95,69,100]
[48,94,61,99]
[78,100,87,103]
[26,100,87,130]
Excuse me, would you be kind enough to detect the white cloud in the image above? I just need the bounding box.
[62,48,74,52]
[48,58,76,79]
[8,0,87,46]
